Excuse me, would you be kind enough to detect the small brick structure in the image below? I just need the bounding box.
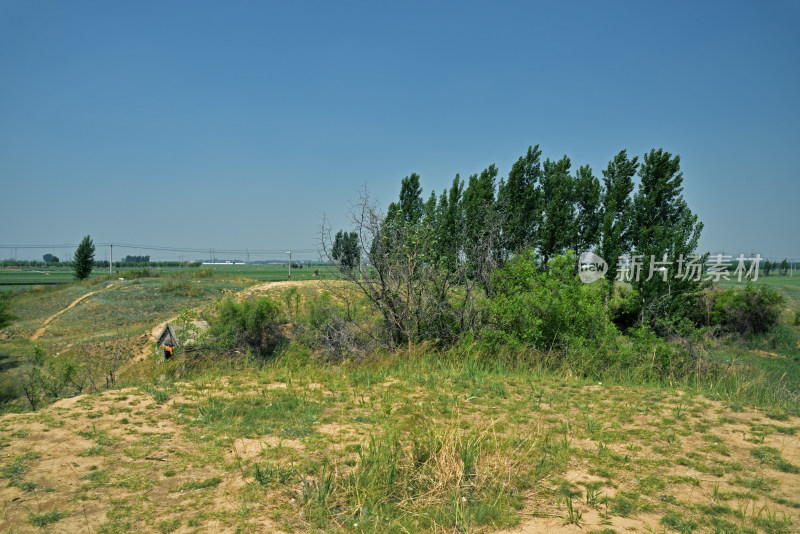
[156,324,178,360]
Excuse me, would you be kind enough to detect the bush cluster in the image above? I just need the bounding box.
[300,292,375,360]
[483,251,615,353]
[701,284,785,335]
[208,298,286,358]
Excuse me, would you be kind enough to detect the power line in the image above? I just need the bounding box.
[0,243,316,254]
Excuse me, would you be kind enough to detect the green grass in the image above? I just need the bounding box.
[708,275,800,400]
[28,509,64,527]
[202,263,339,282]
[0,270,258,412]
[0,263,340,291]
[1,347,799,533]
[177,476,222,491]
[0,266,101,289]
[0,268,798,532]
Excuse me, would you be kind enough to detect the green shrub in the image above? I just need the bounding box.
[707,284,785,335]
[120,268,159,279]
[208,297,285,358]
[184,268,213,278]
[609,286,641,332]
[616,325,700,379]
[483,251,617,360]
[159,278,201,297]
[301,292,369,360]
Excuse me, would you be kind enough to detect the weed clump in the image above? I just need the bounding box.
[29,509,64,526]
[208,297,286,358]
[702,284,785,335]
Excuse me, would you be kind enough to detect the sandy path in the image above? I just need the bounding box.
[30,282,116,341]
[237,279,320,299]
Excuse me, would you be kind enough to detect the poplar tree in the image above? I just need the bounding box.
[572,164,602,256]
[598,150,639,289]
[497,145,542,256]
[332,230,360,269]
[435,175,464,272]
[631,149,705,329]
[538,156,575,265]
[73,235,95,281]
[463,165,499,277]
[397,173,424,225]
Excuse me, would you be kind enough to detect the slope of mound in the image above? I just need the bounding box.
[1,359,798,533]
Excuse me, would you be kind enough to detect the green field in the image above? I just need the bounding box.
[200,263,339,282]
[0,263,339,291]
[0,267,100,289]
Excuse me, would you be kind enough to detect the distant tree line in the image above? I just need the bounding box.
[122,255,150,263]
[0,259,202,268]
[94,260,202,268]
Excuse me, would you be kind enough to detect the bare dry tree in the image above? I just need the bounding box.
[318,186,496,353]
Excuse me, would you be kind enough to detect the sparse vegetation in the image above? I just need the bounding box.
[208,296,286,358]
[28,509,64,527]
[0,149,797,533]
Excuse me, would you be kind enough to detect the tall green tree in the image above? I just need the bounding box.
[598,150,639,289]
[538,156,575,265]
[397,173,424,226]
[332,230,361,270]
[497,145,542,255]
[434,175,464,272]
[572,164,602,255]
[463,165,500,282]
[380,173,425,266]
[780,259,789,276]
[631,149,705,329]
[73,235,95,281]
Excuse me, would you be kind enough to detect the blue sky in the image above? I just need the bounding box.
[1,0,798,261]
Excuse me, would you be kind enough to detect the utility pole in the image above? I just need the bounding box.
[286,251,292,280]
[246,248,249,264]
[109,244,113,276]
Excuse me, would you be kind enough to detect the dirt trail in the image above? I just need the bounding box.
[30,283,116,341]
[238,279,323,299]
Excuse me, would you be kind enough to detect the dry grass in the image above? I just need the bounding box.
[0,356,798,533]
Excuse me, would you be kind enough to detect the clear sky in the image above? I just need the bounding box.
[1,0,798,262]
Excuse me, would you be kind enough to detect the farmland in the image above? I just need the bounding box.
[0,263,338,291]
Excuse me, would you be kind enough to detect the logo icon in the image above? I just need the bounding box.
[579,252,607,283]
